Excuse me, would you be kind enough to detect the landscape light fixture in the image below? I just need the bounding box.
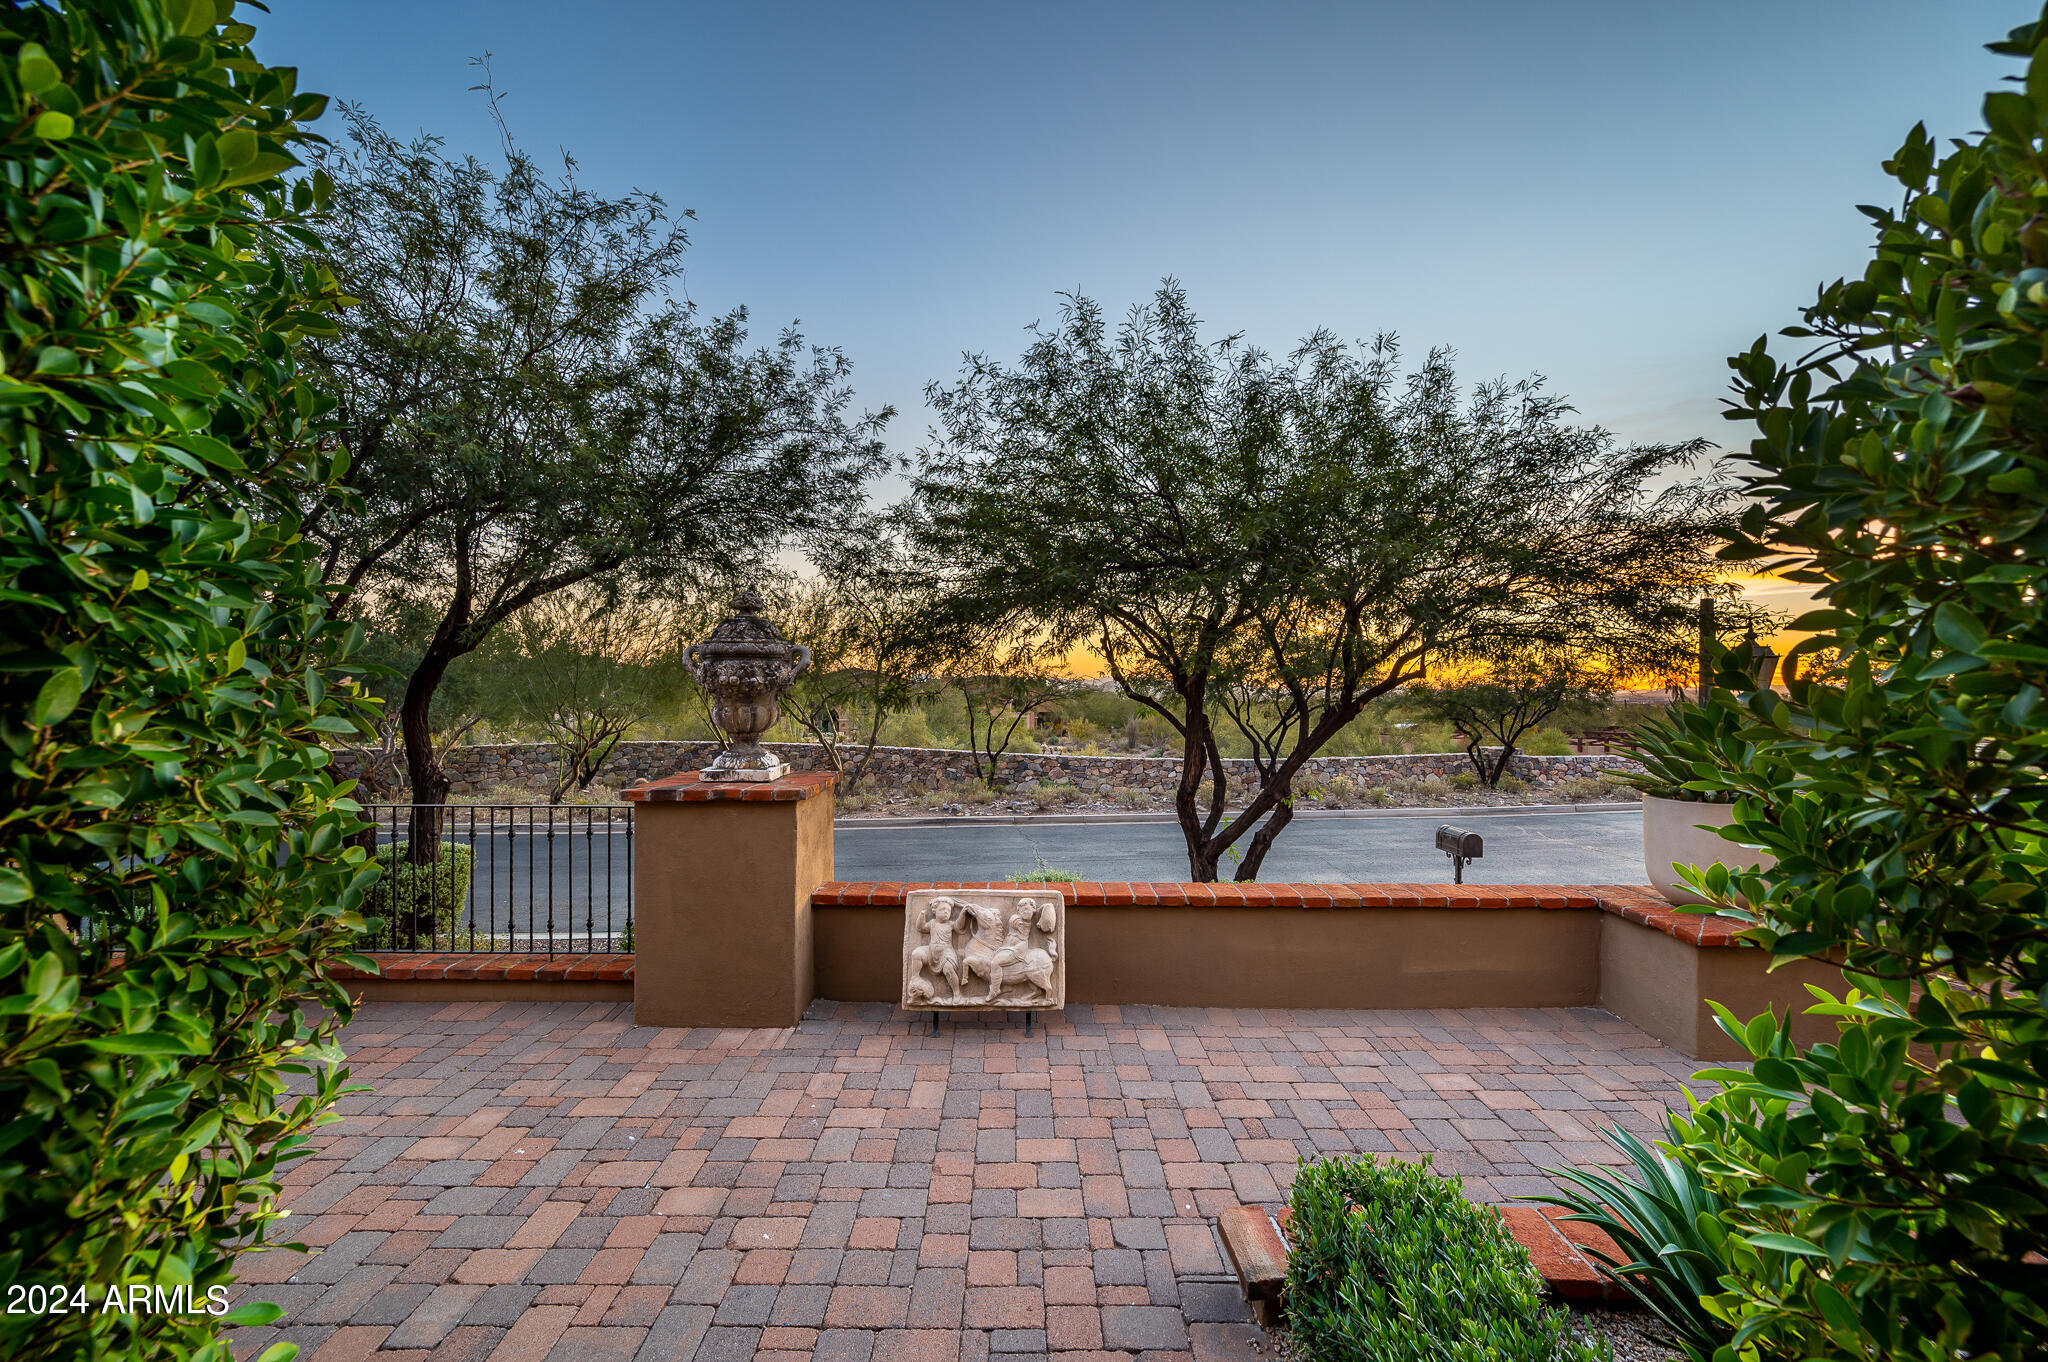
[1435,824,1483,884]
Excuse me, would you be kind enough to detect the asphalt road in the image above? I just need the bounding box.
[391,807,1647,946]
[834,807,1648,887]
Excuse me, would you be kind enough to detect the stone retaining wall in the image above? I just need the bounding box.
[335,738,1638,797]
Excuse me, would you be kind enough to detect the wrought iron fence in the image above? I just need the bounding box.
[360,803,633,953]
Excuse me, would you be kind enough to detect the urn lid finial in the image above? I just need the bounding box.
[695,587,793,653]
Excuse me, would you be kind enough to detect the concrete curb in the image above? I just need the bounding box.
[835,802,1641,831]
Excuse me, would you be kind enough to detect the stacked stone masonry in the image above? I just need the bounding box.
[335,740,1639,799]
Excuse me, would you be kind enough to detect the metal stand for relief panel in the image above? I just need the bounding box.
[926,1010,1033,1036]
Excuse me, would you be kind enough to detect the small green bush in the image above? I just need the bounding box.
[1286,1154,1600,1362]
[1496,775,1528,794]
[877,707,936,748]
[1448,772,1480,791]
[1012,859,1081,883]
[366,843,474,949]
[1552,777,1623,803]
[1031,780,1081,810]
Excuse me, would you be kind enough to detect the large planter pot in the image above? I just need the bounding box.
[1642,793,1776,907]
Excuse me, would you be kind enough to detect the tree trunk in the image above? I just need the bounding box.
[1234,778,1295,881]
[1173,700,1226,882]
[400,646,455,864]
[1463,739,1490,786]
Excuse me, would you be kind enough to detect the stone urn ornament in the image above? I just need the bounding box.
[684,589,811,782]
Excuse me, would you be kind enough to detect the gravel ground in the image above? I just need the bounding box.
[1566,1303,1682,1361]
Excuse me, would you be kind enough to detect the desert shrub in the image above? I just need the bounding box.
[1031,780,1081,810]
[1640,18,2048,1357]
[1286,1154,1600,1362]
[1496,775,1528,794]
[1011,859,1081,883]
[911,780,999,810]
[1323,775,1358,801]
[1552,777,1625,803]
[877,707,936,749]
[0,6,374,1360]
[365,843,475,949]
[1448,772,1480,791]
[1365,785,1393,807]
[1389,775,1451,803]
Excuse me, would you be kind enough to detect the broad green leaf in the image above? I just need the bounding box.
[30,668,83,726]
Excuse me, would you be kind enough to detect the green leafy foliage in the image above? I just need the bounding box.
[1009,859,1082,883]
[302,104,892,820]
[1285,1154,1601,1362]
[366,843,474,950]
[916,283,1734,881]
[1534,1120,1740,1359]
[0,4,374,1358]
[1636,12,2048,1358]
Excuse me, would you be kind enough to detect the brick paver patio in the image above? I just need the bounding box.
[231,1001,1711,1362]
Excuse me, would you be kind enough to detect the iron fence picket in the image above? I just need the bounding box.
[360,803,634,954]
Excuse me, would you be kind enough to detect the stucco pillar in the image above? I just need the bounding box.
[622,770,835,1028]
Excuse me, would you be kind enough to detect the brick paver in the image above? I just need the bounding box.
[231,1001,1707,1360]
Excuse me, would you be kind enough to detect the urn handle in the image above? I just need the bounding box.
[792,643,812,678]
[684,641,707,685]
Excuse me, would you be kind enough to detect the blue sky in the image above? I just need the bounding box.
[256,0,2011,501]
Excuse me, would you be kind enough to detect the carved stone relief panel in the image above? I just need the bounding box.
[902,889,1065,1012]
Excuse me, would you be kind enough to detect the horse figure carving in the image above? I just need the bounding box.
[960,898,1058,1004]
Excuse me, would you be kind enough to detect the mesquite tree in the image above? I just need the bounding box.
[940,630,1067,788]
[299,104,889,851]
[770,530,938,789]
[501,592,683,803]
[1402,650,1612,787]
[917,283,1732,879]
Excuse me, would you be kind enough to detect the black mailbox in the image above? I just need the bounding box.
[1435,824,1482,883]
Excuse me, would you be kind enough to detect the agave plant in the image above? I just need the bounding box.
[1532,1120,1739,1359]
[1607,709,1734,804]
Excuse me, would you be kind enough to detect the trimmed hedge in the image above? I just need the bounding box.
[1285,1155,1601,1362]
[366,843,474,949]
[0,3,372,1360]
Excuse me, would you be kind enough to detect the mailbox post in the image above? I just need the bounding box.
[1435,824,1483,884]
